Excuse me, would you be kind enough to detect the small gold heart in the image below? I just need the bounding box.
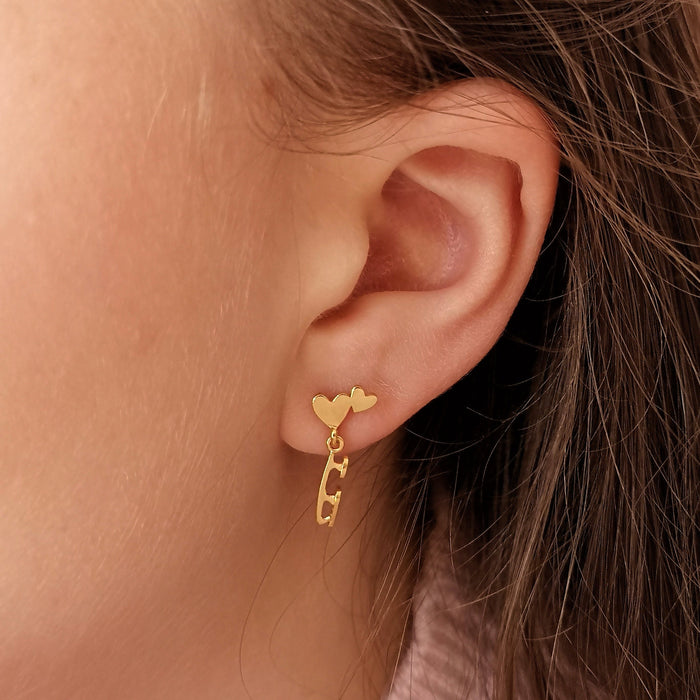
[349,386,378,413]
[312,393,353,430]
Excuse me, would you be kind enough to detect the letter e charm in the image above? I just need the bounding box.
[316,448,348,527]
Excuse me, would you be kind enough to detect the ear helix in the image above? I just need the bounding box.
[311,386,378,527]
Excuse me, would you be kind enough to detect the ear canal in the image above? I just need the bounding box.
[355,155,475,295]
[354,146,522,309]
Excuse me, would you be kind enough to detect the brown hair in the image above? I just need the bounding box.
[258,1,700,697]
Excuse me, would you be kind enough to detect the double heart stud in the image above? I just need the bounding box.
[312,385,378,430]
[312,386,378,527]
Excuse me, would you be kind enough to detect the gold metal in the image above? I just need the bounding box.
[312,385,378,431]
[313,386,377,527]
[326,429,344,453]
[316,450,348,527]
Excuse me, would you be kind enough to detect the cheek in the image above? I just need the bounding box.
[0,0,295,657]
[0,7,256,467]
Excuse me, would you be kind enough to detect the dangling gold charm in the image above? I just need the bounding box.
[312,386,377,527]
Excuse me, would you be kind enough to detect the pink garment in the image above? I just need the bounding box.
[383,502,496,700]
[382,503,605,700]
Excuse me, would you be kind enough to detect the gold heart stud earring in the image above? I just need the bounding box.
[312,386,378,527]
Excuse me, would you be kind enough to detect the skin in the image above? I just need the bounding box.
[0,2,405,698]
[0,2,559,698]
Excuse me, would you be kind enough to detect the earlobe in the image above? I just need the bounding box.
[281,79,559,455]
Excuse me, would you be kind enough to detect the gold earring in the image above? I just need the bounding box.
[311,385,377,527]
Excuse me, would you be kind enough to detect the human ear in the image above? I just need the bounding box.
[280,79,560,454]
